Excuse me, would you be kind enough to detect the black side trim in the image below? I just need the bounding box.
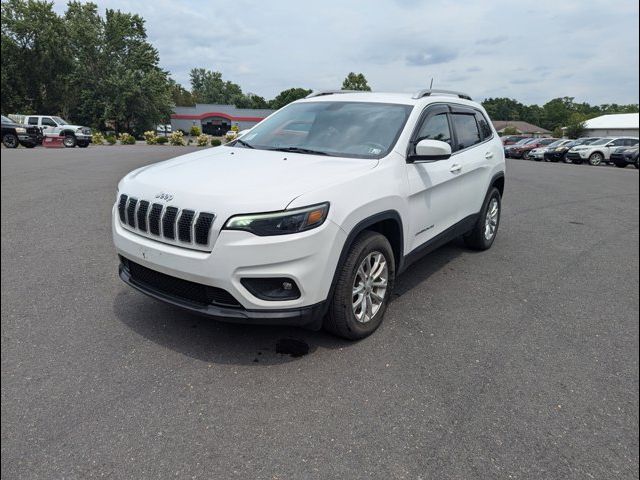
[400,213,479,273]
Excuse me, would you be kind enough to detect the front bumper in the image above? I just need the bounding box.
[544,150,566,161]
[18,134,38,145]
[113,205,345,324]
[119,260,326,328]
[566,151,589,161]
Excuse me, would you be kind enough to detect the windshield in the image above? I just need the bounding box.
[52,116,68,125]
[590,138,611,146]
[546,140,565,148]
[514,138,532,145]
[234,101,413,158]
[1,115,12,124]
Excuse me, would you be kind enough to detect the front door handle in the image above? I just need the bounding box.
[485,152,494,159]
[450,164,462,174]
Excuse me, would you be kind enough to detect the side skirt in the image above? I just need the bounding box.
[399,213,479,273]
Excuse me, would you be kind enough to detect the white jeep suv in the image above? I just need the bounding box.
[113,89,505,339]
[566,137,639,166]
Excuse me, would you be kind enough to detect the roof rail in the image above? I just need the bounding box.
[412,89,472,101]
[305,89,362,98]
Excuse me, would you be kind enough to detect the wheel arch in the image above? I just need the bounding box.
[322,211,404,313]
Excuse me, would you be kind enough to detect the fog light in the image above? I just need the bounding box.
[241,277,301,301]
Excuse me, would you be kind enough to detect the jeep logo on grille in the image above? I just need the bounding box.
[155,192,174,202]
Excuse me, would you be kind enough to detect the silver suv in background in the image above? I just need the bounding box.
[566,137,639,166]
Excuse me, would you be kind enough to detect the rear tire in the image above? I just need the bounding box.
[464,187,501,251]
[324,231,395,340]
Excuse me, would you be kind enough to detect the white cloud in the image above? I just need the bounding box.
[51,0,639,105]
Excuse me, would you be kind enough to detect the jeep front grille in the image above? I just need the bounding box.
[118,194,216,251]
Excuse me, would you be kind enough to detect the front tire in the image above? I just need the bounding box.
[523,151,531,160]
[613,161,627,168]
[63,134,77,148]
[588,152,603,166]
[3,133,19,148]
[324,231,395,340]
[464,187,501,251]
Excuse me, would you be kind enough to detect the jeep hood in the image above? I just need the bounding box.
[119,146,378,213]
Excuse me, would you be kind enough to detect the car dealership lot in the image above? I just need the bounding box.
[1,146,638,479]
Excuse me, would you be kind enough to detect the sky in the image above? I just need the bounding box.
[52,0,640,105]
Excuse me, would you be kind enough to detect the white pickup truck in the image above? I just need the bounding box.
[12,115,92,148]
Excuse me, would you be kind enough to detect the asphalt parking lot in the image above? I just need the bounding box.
[1,145,638,480]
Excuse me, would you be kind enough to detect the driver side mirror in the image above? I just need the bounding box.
[408,139,452,163]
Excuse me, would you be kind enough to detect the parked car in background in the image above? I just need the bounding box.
[610,146,639,169]
[504,138,537,158]
[543,137,602,163]
[512,137,557,160]
[21,115,92,148]
[156,124,172,136]
[1,115,40,148]
[566,137,639,166]
[501,135,530,145]
[529,139,573,161]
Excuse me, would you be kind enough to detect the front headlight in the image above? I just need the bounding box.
[15,127,26,133]
[224,203,329,236]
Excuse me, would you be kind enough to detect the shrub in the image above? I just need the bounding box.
[230,124,240,132]
[91,132,105,145]
[118,132,136,145]
[189,125,202,137]
[225,130,238,142]
[169,131,185,146]
[105,135,117,145]
[143,130,157,145]
[197,134,210,147]
[211,138,222,147]
[156,136,168,144]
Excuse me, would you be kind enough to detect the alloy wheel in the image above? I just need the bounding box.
[484,198,499,241]
[352,251,388,323]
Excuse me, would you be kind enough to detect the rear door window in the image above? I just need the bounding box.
[27,117,38,125]
[451,113,482,150]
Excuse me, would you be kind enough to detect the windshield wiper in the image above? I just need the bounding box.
[267,146,331,156]
[235,138,254,149]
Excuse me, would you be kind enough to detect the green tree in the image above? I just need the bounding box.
[481,98,526,121]
[189,68,243,104]
[501,126,520,136]
[268,88,312,109]
[341,72,371,91]
[565,122,586,139]
[1,0,71,114]
[169,78,196,106]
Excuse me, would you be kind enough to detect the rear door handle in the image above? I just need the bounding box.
[485,152,494,159]
[450,164,462,174]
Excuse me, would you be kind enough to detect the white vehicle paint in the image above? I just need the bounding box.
[24,115,92,148]
[113,89,506,339]
[567,136,639,165]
